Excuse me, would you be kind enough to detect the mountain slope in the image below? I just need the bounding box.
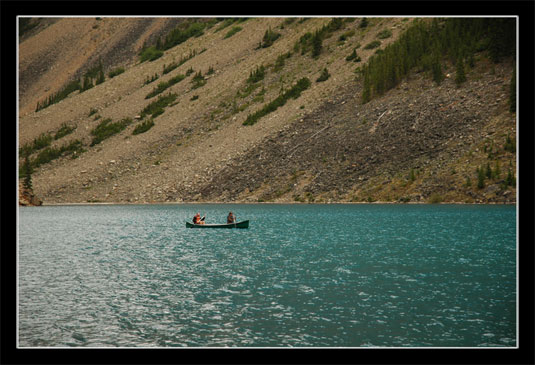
[18,17,516,204]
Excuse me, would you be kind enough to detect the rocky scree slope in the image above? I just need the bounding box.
[18,17,516,204]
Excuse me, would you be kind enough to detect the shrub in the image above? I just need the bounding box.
[90,118,133,146]
[346,48,361,62]
[108,67,125,78]
[316,68,330,82]
[364,40,381,50]
[247,65,265,84]
[162,21,206,50]
[243,78,310,126]
[260,28,281,48]
[377,29,392,39]
[273,53,291,72]
[428,193,443,204]
[132,119,155,135]
[140,93,178,118]
[35,79,81,111]
[339,30,355,42]
[224,26,242,39]
[31,140,85,169]
[144,74,159,85]
[191,71,206,89]
[145,74,185,99]
[54,123,76,140]
[139,46,164,62]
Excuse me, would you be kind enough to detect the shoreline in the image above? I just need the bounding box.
[32,201,517,207]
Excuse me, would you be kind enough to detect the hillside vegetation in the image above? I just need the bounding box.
[18,17,516,204]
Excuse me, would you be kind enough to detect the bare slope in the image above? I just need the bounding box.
[18,17,516,204]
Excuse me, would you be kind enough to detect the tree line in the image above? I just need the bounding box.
[361,18,516,103]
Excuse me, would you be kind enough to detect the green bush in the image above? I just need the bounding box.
[35,79,81,111]
[259,28,281,48]
[224,26,242,39]
[243,78,311,126]
[247,65,265,84]
[108,67,125,78]
[145,74,185,99]
[428,193,443,204]
[31,140,85,169]
[132,119,155,135]
[377,29,392,39]
[364,40,381,50]
[191,71,206,89]
[144,73,159,85]
[346,49,361,62]
[90,118,133,146]
[163,21,206,51]
[316,68,330,82]
[19,133,53,156]
[139,46,164,62]
[140,93,178,119]
[54,123,76,140]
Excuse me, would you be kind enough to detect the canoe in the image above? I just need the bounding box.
[186,220,249,229]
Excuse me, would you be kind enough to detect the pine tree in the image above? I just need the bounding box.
[477,166,485,189]
[455,56,466,86]
[21,151,33,191]
[312,30,322,58]
[96,70,105,85]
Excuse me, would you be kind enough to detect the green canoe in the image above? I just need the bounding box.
[186,220,249,229]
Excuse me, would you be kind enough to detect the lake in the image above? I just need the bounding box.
[18,203,517,347]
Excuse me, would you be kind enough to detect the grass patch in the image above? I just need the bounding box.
[243,77,311,126]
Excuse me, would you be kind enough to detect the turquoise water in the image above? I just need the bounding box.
[18,204,516,347]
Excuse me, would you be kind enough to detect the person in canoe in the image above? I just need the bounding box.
[193,212,205,225]
[227,212,236,224]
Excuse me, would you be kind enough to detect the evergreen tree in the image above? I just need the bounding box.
[485,162,492,179]
[312,30,323,58]
[477,167,485,189]
[21,151,33,190]
[455,56,466,86]
[96,69,105,85]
